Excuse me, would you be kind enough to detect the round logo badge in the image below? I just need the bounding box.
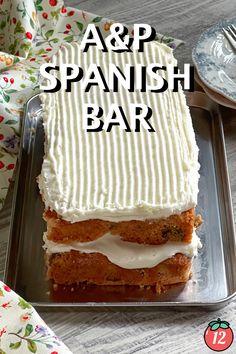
[204,318,234,352]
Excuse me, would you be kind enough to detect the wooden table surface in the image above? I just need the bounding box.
[0,0,236,352]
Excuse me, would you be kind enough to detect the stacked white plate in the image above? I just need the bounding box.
[192,18,236,109]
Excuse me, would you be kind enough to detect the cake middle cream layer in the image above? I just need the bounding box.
[39,41,199,222]
[43,231,202,269]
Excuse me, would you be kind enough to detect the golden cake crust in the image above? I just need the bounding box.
[47,251,192,287]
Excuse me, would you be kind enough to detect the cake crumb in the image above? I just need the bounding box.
[155,285,161,294]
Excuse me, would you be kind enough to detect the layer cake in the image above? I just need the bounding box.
[39,41,202,290]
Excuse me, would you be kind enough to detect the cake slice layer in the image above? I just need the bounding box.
[48,252,192,289]
[44,209,202,245]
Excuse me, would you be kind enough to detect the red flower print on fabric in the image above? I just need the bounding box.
[20,313,31,321]
[61,6,67,13]
[0,327,6,337]
[26,31,33,40]
[7,164,15,170]
[1,301,12,309]
[49,0,57,6]
[3,285,11,292]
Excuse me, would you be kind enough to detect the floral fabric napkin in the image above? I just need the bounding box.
[0,280,72,353]
[0,0,182,210]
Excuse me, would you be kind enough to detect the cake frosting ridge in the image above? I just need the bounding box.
[44,231,202,269]
[39,41,200,222]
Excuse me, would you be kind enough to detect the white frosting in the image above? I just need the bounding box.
[44,232,202,269]
[39,42,199,222]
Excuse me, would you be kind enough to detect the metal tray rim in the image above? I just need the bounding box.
[28,291,236,308]
[4,91,236,309]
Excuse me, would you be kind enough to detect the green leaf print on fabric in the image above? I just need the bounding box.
[0,21,6,30]
[44,30,54,39]
[18,297,32,310]
[14,20,25,34]
[24,324,34,337]
[5,90,18,94]
[9,341,22,349]
[27,339,37,353]
[5,120,18,125]
[92,16,103,23]
[2,92,10,103]
[75,21,84,32]
[64,35,73,43]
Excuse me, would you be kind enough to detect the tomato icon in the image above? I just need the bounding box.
[204,318,234,352]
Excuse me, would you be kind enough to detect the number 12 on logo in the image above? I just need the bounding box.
[204,318,234,351]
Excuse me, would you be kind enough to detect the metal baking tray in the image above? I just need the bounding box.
[4,91,236,309]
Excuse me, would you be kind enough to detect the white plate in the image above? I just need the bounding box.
[194,70,236,109]
[192,18,236,104]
